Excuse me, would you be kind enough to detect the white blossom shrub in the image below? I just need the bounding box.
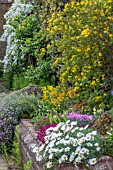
[0,0,33,72]
[33,120,104,169]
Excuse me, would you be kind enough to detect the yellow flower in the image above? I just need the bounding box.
[91,80,96,86]
[47,86,53,91]
[93,16,97,20]
[104,93,107,96]
[50,91,56,96]
[76,49,81,52]
[99,53,102,57]
[41,48,46,53]
[53,58,59,65]
[47,44,51,49]
[74,86,79,91]
[109,34,112,37]
[81,28,90,37]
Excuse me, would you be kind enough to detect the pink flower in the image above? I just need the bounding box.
[37,124,57,143]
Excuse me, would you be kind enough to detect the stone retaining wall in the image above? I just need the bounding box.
[19,119,113,170]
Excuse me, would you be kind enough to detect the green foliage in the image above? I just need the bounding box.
[12,73,30,90]
[11,126,22,170]
[0,91,40,119]
[23,160,32,170]
[14,14,40,69]
[103,123,113,157]
[26,0,70,26]
[2,143,10,168]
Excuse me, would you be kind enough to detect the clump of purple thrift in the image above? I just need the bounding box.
[67,112,94,127]
[37,124,57,144]
[0,107,18,152]
[68,112,93,122]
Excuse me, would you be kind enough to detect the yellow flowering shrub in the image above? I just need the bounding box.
[45,0,113,111]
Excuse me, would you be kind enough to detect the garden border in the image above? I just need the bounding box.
[19,119,113,170]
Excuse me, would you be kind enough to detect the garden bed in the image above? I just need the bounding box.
[19,119,113,170]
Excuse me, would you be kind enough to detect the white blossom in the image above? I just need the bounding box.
[46,161,53,168]
[88,158,97,165]
[65,147,70,152]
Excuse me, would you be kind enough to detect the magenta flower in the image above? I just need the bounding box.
[37,123,57,144]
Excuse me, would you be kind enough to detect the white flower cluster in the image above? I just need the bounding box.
[0,0,33,72]
[33,120,102,169]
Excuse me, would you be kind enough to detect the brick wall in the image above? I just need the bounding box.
[0,0,13,60]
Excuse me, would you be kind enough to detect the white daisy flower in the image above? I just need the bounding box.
[86,134,92,141]
[78,139,83,145]
[79,127,84,131]
[59,158,63,164]
[84,125,89,129]
[75,127,79,130]
[65,135,69,139]
[48,148,54,153]
[44,135,49,141]
[59,138,65,144]
[61,124,66,131]
[75,156,81,163]
[56,141,60,145]
[94,143,99,147]
[77,132,84,138]
[46,129,51,135]
[71,152,76,157]
[71,121,77,126]
[71,129,75,133]
[39,144,45,151]
[79,154,84,160]
[57,122,63,129]
[49,141,55,148]
[52,126,59,131]
[65,126,71,132]
[85,149,89,155]
[59,148,64,152]
[57,132,63,137]
[69,155,75,162]
[49,153,53,159]
[32,147,39,153]
[54,148,60,153]
[96,147,101,151]
[36,154,43,161]
[65,147,70,152]
[87,143,93,147]
[75,146,81,155]
[57,137,61,140]
[46,161,53,168]
[80,148,87,154]
[66,120,71,124]
[73,141,77,147]
[61,154,68,161]
[69,137,74,143]
[64,140,70,145]
[91,131,97,135]
[88,158,97,165]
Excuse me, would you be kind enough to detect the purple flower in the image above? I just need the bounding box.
[67,112,93,122]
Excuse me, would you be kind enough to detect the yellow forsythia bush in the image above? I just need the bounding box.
[45,0,113,112]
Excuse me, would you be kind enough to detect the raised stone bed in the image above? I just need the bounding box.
[19,119,113,170]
